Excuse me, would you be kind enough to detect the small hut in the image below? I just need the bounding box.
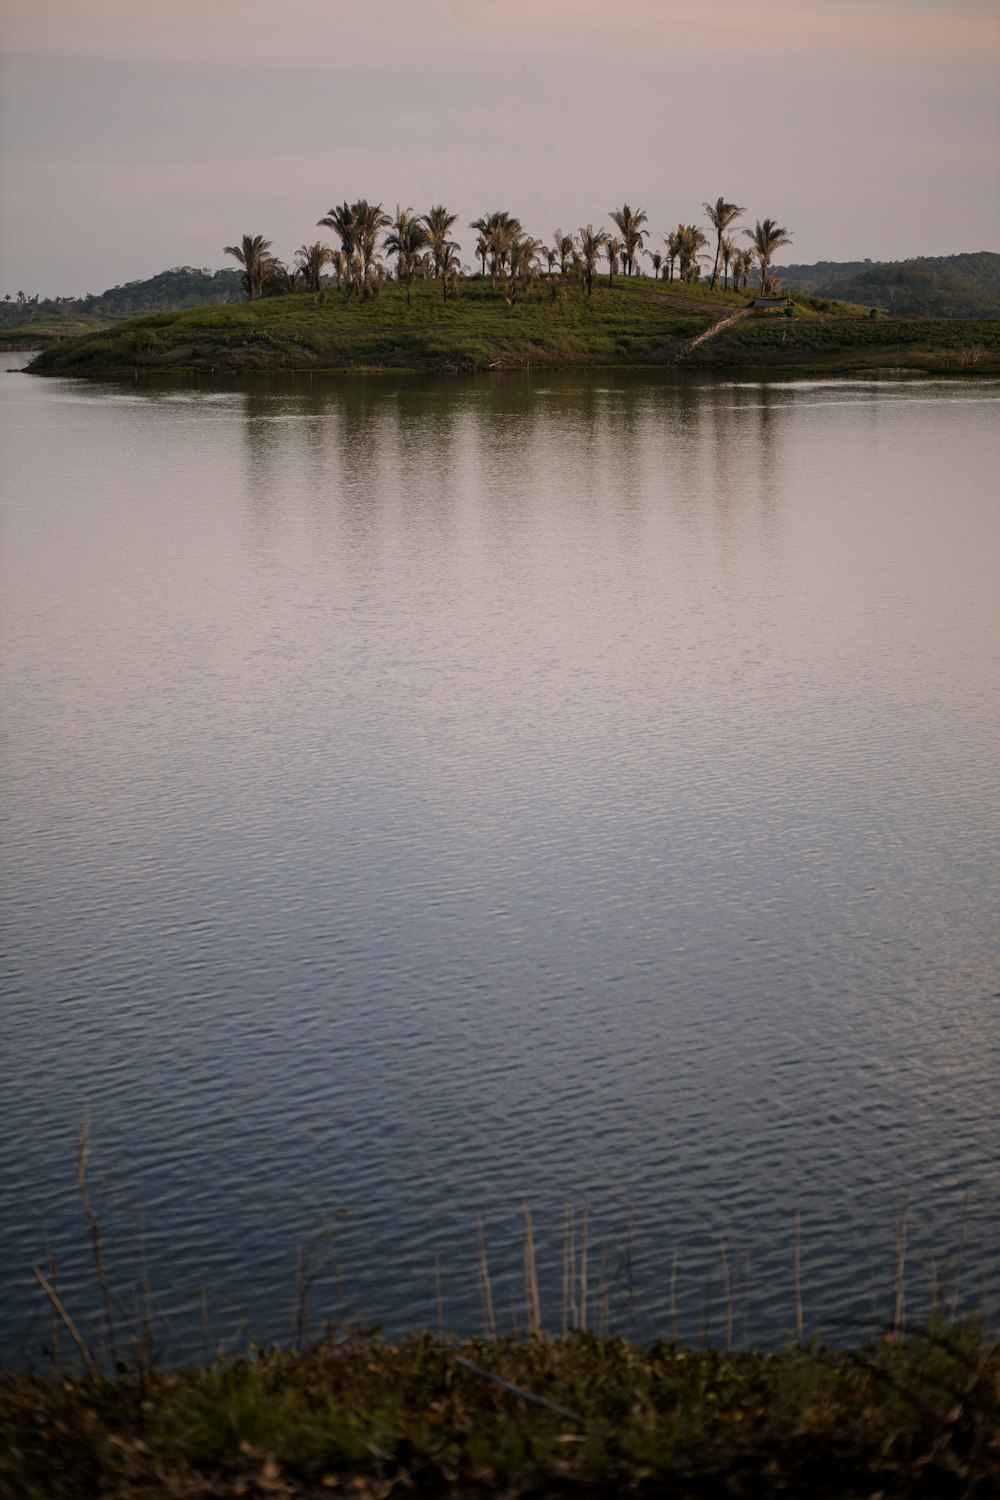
[751,296,794,314]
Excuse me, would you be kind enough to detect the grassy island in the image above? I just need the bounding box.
[3,1324,998,1498]
[25,277,1000,379]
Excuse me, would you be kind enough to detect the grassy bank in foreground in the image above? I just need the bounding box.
[26,275,999,379]
[3,1326,997,1497]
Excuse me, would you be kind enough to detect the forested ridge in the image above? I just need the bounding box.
[775,252,1000,317]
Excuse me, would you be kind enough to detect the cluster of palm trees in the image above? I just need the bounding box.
[223,234,336,300]
[225,197,792,303]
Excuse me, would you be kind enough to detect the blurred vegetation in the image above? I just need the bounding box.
[2,1322,997,1498]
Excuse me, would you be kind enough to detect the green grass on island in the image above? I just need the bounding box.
[3,1324,998,1498]
[26,276,1000,378]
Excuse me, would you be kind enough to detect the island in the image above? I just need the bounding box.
[25,277,1000,378]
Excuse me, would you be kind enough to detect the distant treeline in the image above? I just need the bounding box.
[0,267,243,327]
[774,252,1000,318]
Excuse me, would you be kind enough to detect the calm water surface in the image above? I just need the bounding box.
[1,361,998,1358]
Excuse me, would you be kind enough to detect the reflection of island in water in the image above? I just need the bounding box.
[235,372,787,579]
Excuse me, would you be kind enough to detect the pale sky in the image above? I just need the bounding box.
[2,0,998,296]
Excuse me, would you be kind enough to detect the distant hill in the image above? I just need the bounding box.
[76,266,244,316]
[772,253,1000,318]
[1,267,243,334]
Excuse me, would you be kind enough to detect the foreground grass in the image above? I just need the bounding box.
[2,1325,997,1498]
[27,275,997,380]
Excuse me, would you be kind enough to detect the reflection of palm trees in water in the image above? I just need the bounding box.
[236,377,789,603]
[241,390,285,543]
[717,381,782,553]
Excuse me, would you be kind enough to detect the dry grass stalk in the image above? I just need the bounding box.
[201,1287,211,1363]
[893,1200,909,1336]
[522,1203,542,1336]
[31,1265,99,1380]
[669,1248,678,1342]
[597,1246,610,1338]
[621,1211,637,1331]
[950,1192,969,1325]
[794,1209,804,1346]
[476,1216,497,1342]
[45,1251,61,1371]
[720,1235,734,1352]
[434,1256,444,1336]
[561,1206,570,1335]
[139,1224,154,1361]
[925,1231,940,1324]
[578,1201,589,1333]
[700,1269,713,1349]
[568,1203,578,1332]
[77,1104,119,1368]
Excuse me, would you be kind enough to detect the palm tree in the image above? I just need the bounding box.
[471,211,522,287]
[508,233,544,301]
[318,201,390,288]
[224,235,273,300]
[677,224,709,283]
[576,225,608,296]
[491,214,521,286]
[317,202,356,260]
[609,204,648,276]
[422,205,459,289]
[470,212,508,285]
[552,229,575,276]
[606,235,623,287]
[650,251,663,280]
[295,241,334,294]
[383,207,429,306]
[730,246,754,293]
[680,223,710,282]
[745,218,793,295]
[330,249,349,291]
[704,197,746,289]
[719,234,736,292]
[352,201,391,285]
[440,241,463,301]
[664,229,681,283]
[261,260,302,296]
[469,216,493,275]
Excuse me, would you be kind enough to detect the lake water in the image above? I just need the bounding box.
[1,358,998,1362]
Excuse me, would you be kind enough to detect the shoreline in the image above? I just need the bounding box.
[19,353,1000,381]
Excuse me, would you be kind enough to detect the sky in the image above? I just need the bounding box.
[1,0,998,297]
